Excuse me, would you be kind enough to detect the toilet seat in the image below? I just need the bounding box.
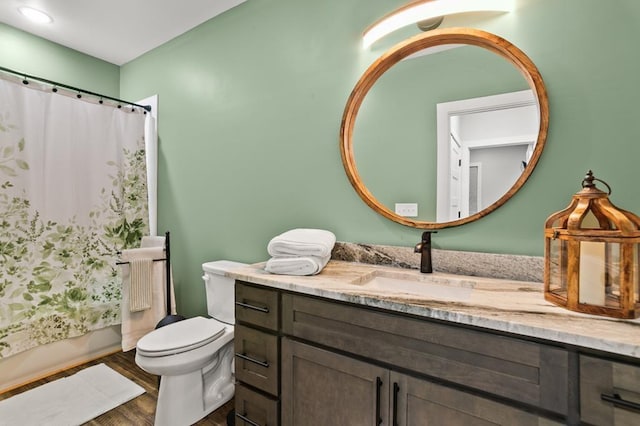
[137,316,227,357]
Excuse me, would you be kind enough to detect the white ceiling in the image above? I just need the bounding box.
[0,0,247,65]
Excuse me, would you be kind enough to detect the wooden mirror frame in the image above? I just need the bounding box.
[340,27,549,229]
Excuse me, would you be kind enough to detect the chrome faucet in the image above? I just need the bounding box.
[414,231,436,273]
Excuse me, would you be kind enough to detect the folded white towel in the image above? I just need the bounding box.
[265,254,331,276]
[267,229,336,258]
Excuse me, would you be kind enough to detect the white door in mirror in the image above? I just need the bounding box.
[395,203,418,217]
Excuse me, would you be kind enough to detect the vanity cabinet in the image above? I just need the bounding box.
[580,355,640,426]
[234,278,640,425]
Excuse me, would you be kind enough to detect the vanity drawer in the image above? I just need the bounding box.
[236,281,279,331]
[282,294,568,415]
[580,355,640,425]
[235,383,279,426]
[235,324,279,396]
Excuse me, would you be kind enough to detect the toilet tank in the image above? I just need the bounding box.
[202,260,248,324]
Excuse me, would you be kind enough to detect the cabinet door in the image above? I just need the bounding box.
[391,372,562,426]
[234,324,279,396]
[281,338,389,426]
[580,355,640,426]
[235,281,279,331]
[235,383,279,426]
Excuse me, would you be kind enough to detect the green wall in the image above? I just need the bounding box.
[119,0,640,317]
[0,23,120,96]
[2,0,640,318]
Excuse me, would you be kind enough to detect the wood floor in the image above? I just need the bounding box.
[0,350,234,425]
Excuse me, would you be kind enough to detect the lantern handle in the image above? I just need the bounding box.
[582,170,612,195]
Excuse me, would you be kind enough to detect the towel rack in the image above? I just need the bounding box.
[115,233,168,265]
[116,258,166,265]
[116,232,182,328]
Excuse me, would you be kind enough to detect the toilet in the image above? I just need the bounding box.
[135,260,247,426]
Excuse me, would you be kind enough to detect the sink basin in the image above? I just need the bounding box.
[349,270,476,302]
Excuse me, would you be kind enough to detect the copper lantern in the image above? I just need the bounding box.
[544,171,640,319]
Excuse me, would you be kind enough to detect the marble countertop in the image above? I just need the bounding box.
[227,260,640,359]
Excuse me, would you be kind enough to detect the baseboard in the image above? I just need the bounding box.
[0,325,122,394]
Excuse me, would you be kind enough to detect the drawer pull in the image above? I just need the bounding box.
[601,393,640,413]
[236,301,270,313]
[393,382,400,426]
[375,377,382,426]
[236,352,270,368]
[236,412,263,426]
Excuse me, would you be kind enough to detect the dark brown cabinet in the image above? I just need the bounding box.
[235,279,640,426]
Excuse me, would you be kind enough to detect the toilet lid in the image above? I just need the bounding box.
[137,316,226,354]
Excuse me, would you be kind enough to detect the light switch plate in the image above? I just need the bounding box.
[395,203,418,217]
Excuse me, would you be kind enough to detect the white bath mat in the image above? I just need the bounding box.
[0,363,145,425]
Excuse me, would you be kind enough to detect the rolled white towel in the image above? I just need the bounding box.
[267,228,336,258]
[265,254,331,276]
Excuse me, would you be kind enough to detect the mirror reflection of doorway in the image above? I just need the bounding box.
[436,90,538,222]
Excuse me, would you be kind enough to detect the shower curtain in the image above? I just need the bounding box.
[0,76,149,358]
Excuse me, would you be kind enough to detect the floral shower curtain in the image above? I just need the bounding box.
[0,76,149,358]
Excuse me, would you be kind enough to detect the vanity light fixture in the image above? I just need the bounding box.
[18,6,53,24]
[363,0,514,48]
[544,171,640,319]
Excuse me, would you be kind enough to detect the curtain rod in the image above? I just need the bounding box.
[0,65,152,112]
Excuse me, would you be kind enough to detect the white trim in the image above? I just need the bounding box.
[136,95,158,236]
[464,134,537,149]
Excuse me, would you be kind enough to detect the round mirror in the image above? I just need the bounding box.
[340,28,549,229]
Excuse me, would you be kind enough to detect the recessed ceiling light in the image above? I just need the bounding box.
[18,6,53,24]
